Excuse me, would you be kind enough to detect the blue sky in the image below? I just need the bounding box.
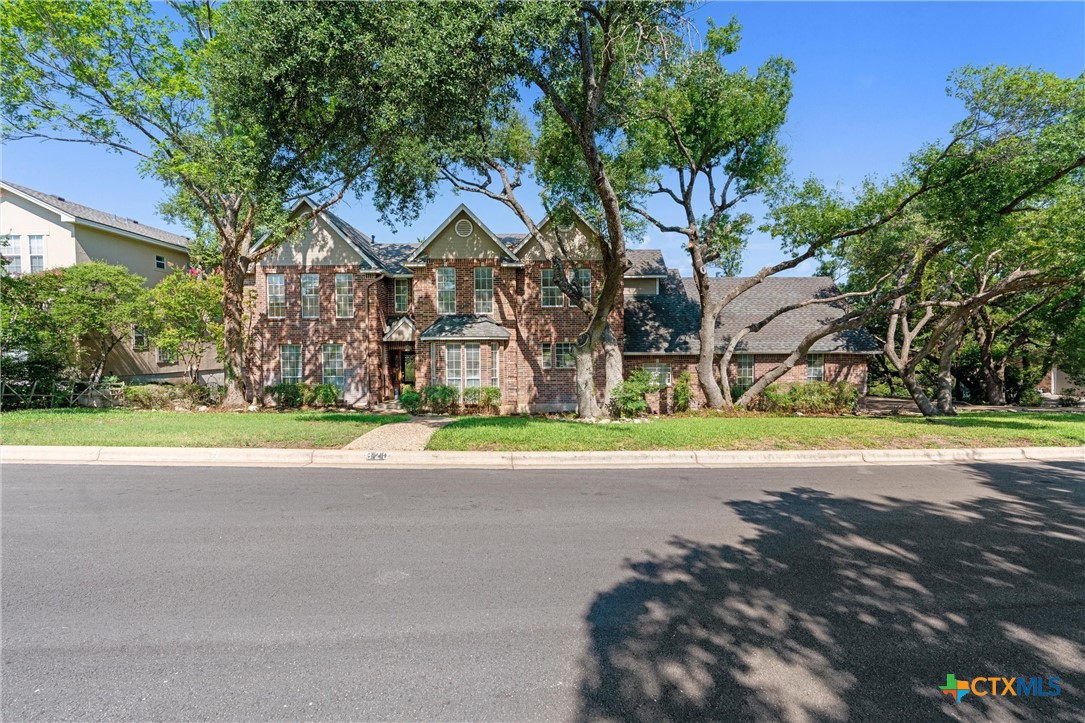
[3,2,1082,276]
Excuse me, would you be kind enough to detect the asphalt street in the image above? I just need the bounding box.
[2,461,1083,722]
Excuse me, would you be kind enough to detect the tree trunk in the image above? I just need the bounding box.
[984,357,1007,405]
[901,365,940,417]
[574,334,601,418]
[935,324,962,415]
[696,313,724,409]
[220,259,248,409]
[601,324,623,414]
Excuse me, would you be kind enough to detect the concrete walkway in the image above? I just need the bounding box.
[342,416,456,451]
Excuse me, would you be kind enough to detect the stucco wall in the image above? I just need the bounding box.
[0,191,79,269]
[260,214,368,267]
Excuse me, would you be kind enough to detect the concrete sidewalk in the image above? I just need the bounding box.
[2,444,1081,470]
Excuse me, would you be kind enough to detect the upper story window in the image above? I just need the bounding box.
[301,273,320,318]
[157,347,176,364]
[437,267,456,315]
[807,353,825,383]
[28,236,44,273]
[474,267,493,315]
[394,278,410,313]
[335,273,354,318]
[133,327,149,352]
[1,235,21,275]
[155,254,166,270]
[540,268,563,307]
[266,274,286,318]
[569,268,590,307]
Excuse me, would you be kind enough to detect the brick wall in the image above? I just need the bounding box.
[624,353,870,413]
[413,258,619,413]
[253,265,388,407]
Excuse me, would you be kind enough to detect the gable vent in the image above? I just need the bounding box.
[455,218,473,237]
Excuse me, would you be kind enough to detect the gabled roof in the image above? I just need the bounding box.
[512,205,600,255]
[625,249,667,277]
[1,181,189,250]
[418,314,511,341]
[295,199,382,270]
[382,315,416,342]
[624,271,881,355]
[407,204,521,264]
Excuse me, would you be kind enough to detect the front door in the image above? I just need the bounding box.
[390,349,416,399]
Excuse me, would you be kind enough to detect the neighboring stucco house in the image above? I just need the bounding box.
[0,181,221,382]
[252,201,877,412]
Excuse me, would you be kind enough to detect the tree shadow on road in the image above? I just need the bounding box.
[577,462,1085,722]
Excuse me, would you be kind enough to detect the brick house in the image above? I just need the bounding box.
[251,201,878,412]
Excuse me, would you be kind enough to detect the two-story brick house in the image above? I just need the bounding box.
[252,201,878,412]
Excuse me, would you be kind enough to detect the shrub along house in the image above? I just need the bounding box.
[251,201,879,412]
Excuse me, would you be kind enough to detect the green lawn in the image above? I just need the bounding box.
[426,412,1085,452]
[0,408,409,448]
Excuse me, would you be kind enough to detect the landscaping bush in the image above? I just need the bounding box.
[399,389,424,414]
[122,382,220,410]
[1058,392,1082,407]
[461,386,482,409]
[610,368,658,418]
[480,386,501,413]
[266,382,307,409]
[310,383,341,408]
[672,371,693,412]
[123,384,175,410]
[750,381,859,414]
[1016,387,1043,407]
[423,384,459,414]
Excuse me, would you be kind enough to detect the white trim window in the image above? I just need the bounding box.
[301,273,320,318]
[155,254,166,271]
[157,347,176,364]
[28,235,45,273]
[335,273,354,318]
[644,364,672,387]
[394,278,410,313]
[437,268,456,314]
[266,274,286,318]
[807,353,825,382]
[540,268,563,307]
[474,267,494,314]
[569,268,590,306]
[1,235,21,275]
[322,343,345,391]
[465,343,481,388]
[445,342,462,389]
[542,341,575,369]
[737,354,755,389]
[133,327,149,352]
[491,343,500,387]
[280,344,302,384]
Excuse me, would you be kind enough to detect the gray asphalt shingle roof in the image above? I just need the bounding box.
[4,181,189,250]
[624,271,880,355]
[418,314,512,341]
[625,249,667,277]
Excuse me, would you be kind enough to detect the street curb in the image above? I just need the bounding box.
[2,444,1082,470]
